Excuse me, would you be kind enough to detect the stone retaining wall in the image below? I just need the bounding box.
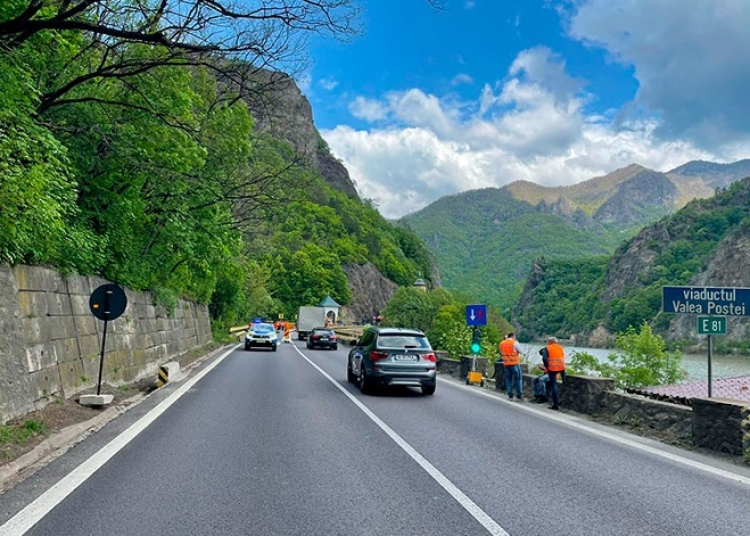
[1,264,212,423]
[692,398,750,455]
[438,356,749,457]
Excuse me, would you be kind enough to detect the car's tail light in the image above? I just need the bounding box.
[422,352,436,363]
[330,335,338,340]
[312,335,319,341]
[370,350,389,361]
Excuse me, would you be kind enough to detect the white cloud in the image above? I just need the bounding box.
[566,0,750,149]
[318,4,750,220]
[321,45,728,219]
[318,77,339,91]
[348,96,388,121]
[451,73,474,86]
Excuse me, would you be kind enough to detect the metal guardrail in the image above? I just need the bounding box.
[333,326,363,346]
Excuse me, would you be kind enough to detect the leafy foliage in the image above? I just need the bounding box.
[383,287,512,361]
[569,323,685,390]
[402,188,624,313]
[0,7,434,334]
[513,257,608,340]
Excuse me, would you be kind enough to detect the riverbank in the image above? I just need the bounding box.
[524,344,750,383]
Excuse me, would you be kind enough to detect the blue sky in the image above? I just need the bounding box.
[297,0,750,219]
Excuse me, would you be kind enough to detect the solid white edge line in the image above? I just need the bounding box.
[0,345,238,536]
[447,380,750,487]
[293,346,510,536]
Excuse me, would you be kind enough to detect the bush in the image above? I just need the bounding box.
[606,322,685,390]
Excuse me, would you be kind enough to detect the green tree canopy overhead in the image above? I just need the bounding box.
[0,0,439,336]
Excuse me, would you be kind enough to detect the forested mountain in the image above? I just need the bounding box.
[513,177,750,349]
[402,160,750,313]
[0,1,434,331]
[401,188,619,314]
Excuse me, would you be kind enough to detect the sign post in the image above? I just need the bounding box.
[85,284,128,405]
[662,286,750,398]
[696,316,726,398]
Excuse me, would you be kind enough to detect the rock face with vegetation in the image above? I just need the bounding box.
[404,159,750,316]
[232,72,439,319]
[341,262,399,324]
[514,177,750,348]
[239,71,360,200]
[666,223,750,343]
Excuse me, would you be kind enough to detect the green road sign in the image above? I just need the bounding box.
[697,316,726,335]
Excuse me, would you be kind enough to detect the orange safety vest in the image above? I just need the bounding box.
[547,343,566,372]
[499,338,520,366]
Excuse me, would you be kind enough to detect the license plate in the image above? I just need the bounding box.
[393,354,418,362]
[321,337,329,340]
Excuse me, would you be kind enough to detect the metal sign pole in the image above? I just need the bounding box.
[86,284,127,404]
[707,334,712,398]
[97,319,109,396]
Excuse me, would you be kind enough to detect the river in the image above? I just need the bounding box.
[523,344,750,383]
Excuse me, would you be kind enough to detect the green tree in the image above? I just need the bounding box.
[429,303,470,356]
[383,287,436,332]
[606,322,685,390]
[567,324,685,390]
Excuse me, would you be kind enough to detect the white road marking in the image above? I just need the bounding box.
[294,346,510,536]
[448,380,750,487]
[6,344,748,535]
[0,346,237,536]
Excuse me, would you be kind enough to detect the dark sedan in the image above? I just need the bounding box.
[306,327,339,350]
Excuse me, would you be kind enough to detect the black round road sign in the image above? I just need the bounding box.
[89,284,127,321]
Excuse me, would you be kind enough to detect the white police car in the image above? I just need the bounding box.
[245,322,279,351]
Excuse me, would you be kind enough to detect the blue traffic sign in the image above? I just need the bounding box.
[466,304,487,326]
[662,286,750,316]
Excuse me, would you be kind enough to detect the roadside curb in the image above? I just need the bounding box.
[0,393,146,493]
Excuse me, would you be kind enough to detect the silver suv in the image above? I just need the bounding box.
[347,327,437,395]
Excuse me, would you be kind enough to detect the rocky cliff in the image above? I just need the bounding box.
[666,223,750,342]
[593,169,678,226]
[591,178,750,345]
[341,262,399,324]
[231,70,430,314]
[237,71,359,200]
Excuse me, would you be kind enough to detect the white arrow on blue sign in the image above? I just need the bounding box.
[466,304,487,326]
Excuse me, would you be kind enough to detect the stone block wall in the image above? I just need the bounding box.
[1,264,212,423]
[692,398,750,455]
[599,391,694,444]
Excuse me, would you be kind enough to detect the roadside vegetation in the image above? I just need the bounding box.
[383,290,684,391]
[382,286,512,362]
[0,1,433,338]
[0,419,49,460]
[566,322,685,390]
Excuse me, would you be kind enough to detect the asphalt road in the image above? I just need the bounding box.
[2,340,750,535]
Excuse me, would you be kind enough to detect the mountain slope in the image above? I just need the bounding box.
[402,188,620,311]
[513,176,750,346]
[403,160,750,315]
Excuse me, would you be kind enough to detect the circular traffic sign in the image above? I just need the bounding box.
[89,284,127,321]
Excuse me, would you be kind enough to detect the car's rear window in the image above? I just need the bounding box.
[313,329,334,336]
[377,334,431,349]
